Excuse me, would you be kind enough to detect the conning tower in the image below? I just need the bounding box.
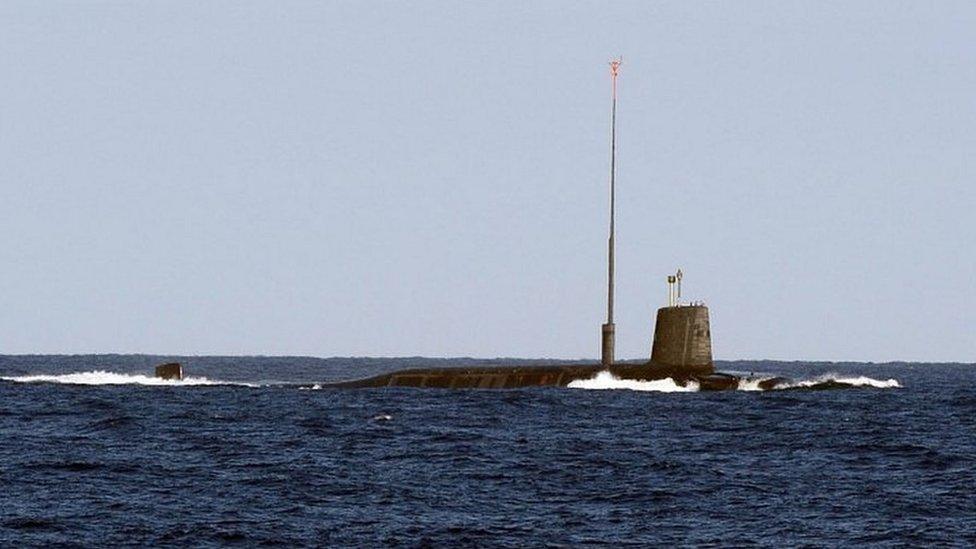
[649,270,713,376]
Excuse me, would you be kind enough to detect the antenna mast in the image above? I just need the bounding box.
[601,57,621,367]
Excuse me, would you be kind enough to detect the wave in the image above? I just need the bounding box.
[0,371,257,387]
[734,376,772,391]
[771,373,901,390]
[567,371,900,393]
[567,371,699,392]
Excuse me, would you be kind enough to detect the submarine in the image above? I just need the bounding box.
[323,60,783,392]
[329,298,758,391]
[153,60,784,391]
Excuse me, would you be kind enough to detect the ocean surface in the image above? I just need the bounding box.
[1,355,973,546]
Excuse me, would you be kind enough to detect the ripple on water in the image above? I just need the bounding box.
[0,359,972,546]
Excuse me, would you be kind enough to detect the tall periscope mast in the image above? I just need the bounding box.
[601,57,621,367]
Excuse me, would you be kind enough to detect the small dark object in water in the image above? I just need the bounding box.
[154,363,183,381]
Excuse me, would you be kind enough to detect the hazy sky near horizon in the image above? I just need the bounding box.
[1,2,973,361]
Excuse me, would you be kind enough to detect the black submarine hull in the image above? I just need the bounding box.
[324,361,756,391]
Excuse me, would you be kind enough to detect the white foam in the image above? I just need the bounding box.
[0,370,256,387]
[775,373,901,390]
[566,370,900,393]
[567,371,699,392]
[735,377,774,391]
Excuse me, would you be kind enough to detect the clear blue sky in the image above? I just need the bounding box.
[1,2,973,361]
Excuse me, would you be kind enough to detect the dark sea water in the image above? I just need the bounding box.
[1,355,973,547]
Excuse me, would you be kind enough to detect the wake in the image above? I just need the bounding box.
[0,371,257,387]
[568,371,900,392]
[767,374,900,390]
